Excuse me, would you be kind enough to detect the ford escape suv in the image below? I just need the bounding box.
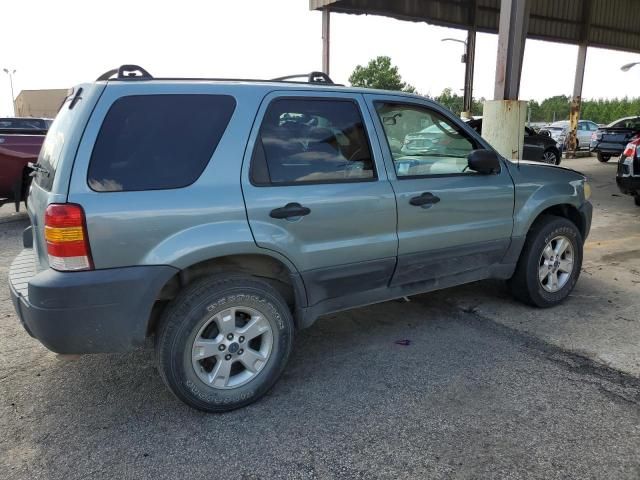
[9,65,593,412]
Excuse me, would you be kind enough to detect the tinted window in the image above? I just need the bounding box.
[375,102,477,177]
[251,98,375,185]
[88,94,235,192]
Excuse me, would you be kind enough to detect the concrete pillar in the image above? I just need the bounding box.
[322,8,330,75]
[482,0,529,159]
[483,100,527,160]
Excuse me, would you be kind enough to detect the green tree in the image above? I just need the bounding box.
[349,56,416,93]
[434,88,483,117]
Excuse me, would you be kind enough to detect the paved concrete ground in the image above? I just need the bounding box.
[1,156,639,479]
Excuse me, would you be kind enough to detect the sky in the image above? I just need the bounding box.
[1,0,639,116]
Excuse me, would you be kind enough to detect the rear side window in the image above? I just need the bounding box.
[250,98,375,185]
[88,94,235,192]
[34,96,75,191]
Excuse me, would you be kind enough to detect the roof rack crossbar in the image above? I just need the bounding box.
[271,71,334,84]
[96,65,153,81]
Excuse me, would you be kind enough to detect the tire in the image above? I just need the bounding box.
[156,274,294,412]
[542,148,561,165]
[634,195,640,207]
[597,153,611,163]
[508,215,583,308]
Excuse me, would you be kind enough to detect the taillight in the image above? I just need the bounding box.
[44,204,93,271]
[623,137,640,159]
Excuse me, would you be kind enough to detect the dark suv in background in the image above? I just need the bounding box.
[466,119,562,165]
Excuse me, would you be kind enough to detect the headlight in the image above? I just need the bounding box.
[584,181,591,200]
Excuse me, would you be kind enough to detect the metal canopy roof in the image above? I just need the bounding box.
[310,0,640,53]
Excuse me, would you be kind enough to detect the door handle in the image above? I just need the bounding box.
[409,192,440,207]
[269,202,311,219]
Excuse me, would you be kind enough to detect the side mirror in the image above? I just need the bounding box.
[467,149,501,174]
[540,130,551,138]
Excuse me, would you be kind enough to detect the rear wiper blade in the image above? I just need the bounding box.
[27,162,50,177]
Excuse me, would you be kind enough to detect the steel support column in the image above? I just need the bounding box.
[322,8,331,75]
[567,44,587,157]
[462,29,476,117]
[493,0,529,100]
[462,0,477,119]
[567,1,591,157]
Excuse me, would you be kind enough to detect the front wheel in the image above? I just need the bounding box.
[542,148,561,165]
[156,274,294,412]
[508,216,583,308]
[597,153,611,163]
[634,195,640,207]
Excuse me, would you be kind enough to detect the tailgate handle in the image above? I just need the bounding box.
[410,192,440,208]
[270,203,311,219]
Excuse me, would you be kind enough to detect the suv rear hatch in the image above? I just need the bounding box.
[27,83,105,271]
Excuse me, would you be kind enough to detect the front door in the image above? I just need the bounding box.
[242,92,397,305]
[365,95,515,286]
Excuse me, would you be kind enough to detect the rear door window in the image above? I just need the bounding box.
[88,94,235,192]
[250,98,375,185]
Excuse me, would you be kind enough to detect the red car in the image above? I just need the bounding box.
[0,117,50,210]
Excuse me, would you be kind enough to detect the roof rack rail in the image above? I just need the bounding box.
[271,71,334,85]
[96,64,153,81]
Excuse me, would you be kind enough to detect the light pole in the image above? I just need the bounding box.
[441,35,475,119]
[621,62,640,72]
[3,68,16,116]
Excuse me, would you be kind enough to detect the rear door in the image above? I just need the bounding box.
[241,91,397,306]
[365,94,514,287]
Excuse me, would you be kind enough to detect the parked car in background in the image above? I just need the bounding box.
[466,118,561,165]
[9,65,592,412]
[590,116,640,163]
[545,120,599,152]
[0,117,51,210]
[616,137,640,206]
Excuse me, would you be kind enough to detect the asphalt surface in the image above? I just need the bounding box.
[1,160,639,479]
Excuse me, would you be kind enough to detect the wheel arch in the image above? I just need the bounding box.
[147,252,308,336]
[525,203,586,240]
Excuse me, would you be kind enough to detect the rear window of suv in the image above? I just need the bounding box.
[88,94,235,192]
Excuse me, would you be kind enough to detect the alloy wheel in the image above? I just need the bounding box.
[538,235,574,292]
[191,306,273,389]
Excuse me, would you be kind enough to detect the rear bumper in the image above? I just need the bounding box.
[9,249,178,354]
[590,141,622,155]
[616,176,640,196]
[616,155,640,196]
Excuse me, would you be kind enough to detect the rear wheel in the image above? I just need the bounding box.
[156,274,294,412]
[634,195,640,207]
[597,153,611,163]
[508,216,583,308]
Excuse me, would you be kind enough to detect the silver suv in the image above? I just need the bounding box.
[9,65,593,412]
